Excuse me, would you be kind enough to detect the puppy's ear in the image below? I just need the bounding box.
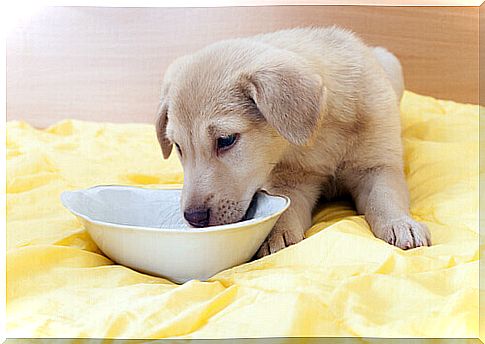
[156,57,189,159]
[156,100,172,159]
[239,63,323,145]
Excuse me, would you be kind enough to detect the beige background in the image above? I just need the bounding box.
[6,6,479,127]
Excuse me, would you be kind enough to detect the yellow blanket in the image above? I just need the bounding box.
[6,91,479,339]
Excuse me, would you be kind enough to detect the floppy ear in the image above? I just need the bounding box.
[239,64,323,145]
[156,100,172,159]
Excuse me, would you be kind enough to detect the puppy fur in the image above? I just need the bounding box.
[156,27,431,257]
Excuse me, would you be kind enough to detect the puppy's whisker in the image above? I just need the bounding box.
[235,198,256,204]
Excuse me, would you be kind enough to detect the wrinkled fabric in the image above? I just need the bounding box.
[6,91,479,338]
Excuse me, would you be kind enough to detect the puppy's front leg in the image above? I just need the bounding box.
[255,178,320,258]
[344,166,431,249]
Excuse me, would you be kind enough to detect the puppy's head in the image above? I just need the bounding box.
[156,42,323,227]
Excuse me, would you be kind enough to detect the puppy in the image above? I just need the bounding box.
[155,27,431,257]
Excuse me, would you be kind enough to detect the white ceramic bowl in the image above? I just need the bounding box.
[61,185,289,283]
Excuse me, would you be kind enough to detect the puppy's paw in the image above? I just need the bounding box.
[255,227,304,258]
[374,217,431,250]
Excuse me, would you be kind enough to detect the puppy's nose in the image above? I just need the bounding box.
[184,208,211,227]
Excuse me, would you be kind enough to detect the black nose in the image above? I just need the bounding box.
[184,208,211,227]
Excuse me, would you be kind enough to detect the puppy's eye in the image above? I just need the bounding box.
[175,143,182,156]
[217,134,239,152]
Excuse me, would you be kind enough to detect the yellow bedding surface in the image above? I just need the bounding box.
[6,91,479,339]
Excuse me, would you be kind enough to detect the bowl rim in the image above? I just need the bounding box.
[61,185,290,234]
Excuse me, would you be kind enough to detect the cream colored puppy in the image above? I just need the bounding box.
[156,27,431,257]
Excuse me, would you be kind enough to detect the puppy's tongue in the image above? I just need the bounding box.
[242,192,259,221]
